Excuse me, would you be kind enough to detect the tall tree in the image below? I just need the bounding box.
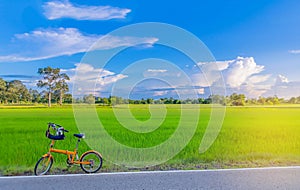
[37,67,69,107]
[55,73,70,106]
[37,67,59,107]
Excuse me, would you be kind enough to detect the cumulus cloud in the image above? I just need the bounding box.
[194,57,266,86]
[199,57,300,98]
[0,27,158,62]
[224,57,265,88]
[43,0,131,20]
[193,57,271,97]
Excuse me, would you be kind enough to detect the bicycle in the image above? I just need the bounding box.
[34,123,103,175]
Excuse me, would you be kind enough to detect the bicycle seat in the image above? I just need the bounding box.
[74,134,85,138]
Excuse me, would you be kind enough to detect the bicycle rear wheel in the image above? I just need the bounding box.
[80,151,102,173]
[34,155,53,175]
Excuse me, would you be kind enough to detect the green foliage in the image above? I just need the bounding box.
[83,94,95,104]
[0,79,30,104]
[0,78,7,104]
[37,66,70,107]
[227,93,246,106]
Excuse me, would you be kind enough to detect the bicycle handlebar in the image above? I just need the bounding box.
[48,122,69,132]
[63,129,69,132]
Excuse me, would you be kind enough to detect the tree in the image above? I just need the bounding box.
[102,97,109,105]
[257,96,266,105]
[29,89,41,103]
[37,67,69,107]
[146,98,154,104]
[83,94,95,104]
[288,97,297,104]
[266,96,280,105]
[229,93,246,106]
[6,80,29,103]
[63,94,73,104]
[55,73,70,106]
[247,98,258,105]
[0,78,7,104]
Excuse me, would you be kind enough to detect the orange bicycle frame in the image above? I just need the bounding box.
[43,140,91,165]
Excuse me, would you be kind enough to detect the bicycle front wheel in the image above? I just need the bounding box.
[80,151,102,173]
[34,155,53,175]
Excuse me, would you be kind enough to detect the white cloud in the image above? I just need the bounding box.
[90,35,158,51]
[65,63,127,96]
[215,60,231,71]
[73,63,127,84]
[247,74,271,84]
[225,57,265,88]
[153,91,168,96]
[0,27,158,62]
[232,74,272,98]
[194,57,271,97]
[143,69,169,77]
[0,55,47,62]
[196,88,205,94]
[14,27,97,57]
[69,57,300,99]
[223,57,273,97]
[266,75,300,99]
[288,50,300,54]
[240,83,272,98]
[191,73,211,87]
[194,57,266,87]
[147,69,167,73]
[43,0,131,20]
[193,59,235,88]
[276,74,289,84]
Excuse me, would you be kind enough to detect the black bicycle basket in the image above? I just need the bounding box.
[45,123,65,140]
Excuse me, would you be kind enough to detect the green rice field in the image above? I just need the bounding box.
[0,105,299,175]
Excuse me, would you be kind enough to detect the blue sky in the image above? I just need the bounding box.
[0,0,299,99]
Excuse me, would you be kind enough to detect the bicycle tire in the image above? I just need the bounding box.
[80,151,102,173]
[34,156,53,175]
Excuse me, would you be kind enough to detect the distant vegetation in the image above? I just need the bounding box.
[0,67,72,107]
[89,93,286,106]
[1,66,300,106]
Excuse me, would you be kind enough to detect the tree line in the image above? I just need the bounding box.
[81,93,287,106]
[1,66,300,106]
[0,67,71,107]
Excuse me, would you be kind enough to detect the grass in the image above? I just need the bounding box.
[0,105,299,175]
